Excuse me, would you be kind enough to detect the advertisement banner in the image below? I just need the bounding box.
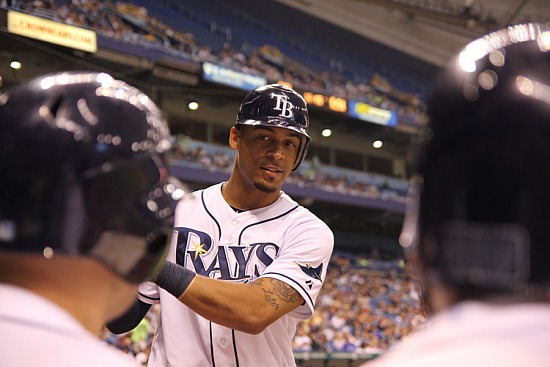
[202,62,266,91]
[348,100,397,126]
[8,11,97,53]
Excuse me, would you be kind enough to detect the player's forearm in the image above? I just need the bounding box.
[153,261,302,334]
[153,261,272,333]
[180,275,276,334]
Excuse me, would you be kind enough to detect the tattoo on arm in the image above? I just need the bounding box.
[271,279,301,304]
[262,288,279,310]
[254,278,301,311]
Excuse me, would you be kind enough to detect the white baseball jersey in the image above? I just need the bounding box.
[138,182,334,367]
[0,284,140,367]
[361,301,550,367]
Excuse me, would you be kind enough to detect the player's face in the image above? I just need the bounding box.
[231,125,301,193]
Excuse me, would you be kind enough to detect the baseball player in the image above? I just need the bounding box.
[108,84,334,367]
[0,71,187,366]
[361,23,550,367]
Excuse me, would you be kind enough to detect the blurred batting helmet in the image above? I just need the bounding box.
[236,84,311,170]
[400,23,550,295]
[0,72,188,283]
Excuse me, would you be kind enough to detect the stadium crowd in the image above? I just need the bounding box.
[100,252,427,365]
[5,0,427,124]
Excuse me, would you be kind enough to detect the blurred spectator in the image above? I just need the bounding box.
[130,317,151,353]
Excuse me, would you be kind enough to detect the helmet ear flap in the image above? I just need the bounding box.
[292,136,310,171]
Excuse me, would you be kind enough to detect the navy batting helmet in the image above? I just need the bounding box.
[236,84,311,170]
[0,72,188,283]
[400,23,550,294]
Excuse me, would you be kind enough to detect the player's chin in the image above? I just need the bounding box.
[253,180,279,193]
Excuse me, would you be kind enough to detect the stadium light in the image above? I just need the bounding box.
[10,59,22,70]
[321,128,332,137]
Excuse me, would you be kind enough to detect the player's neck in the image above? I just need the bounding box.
[222,180,280,211]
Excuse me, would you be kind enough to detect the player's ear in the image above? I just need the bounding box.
[229,126,240,150]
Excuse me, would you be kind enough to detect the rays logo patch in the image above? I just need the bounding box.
[295,261,323,282]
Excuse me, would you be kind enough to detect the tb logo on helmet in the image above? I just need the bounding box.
[272,93,294,118]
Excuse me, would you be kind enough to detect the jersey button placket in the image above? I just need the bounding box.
[225,220,239,244]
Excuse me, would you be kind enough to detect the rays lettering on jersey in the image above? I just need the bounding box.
[175,227,280,281]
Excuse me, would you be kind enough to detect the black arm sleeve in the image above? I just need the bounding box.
[106,299,152,334]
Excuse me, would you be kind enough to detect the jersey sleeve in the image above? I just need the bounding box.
[137,281,161,305]
[259,214,334,320]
